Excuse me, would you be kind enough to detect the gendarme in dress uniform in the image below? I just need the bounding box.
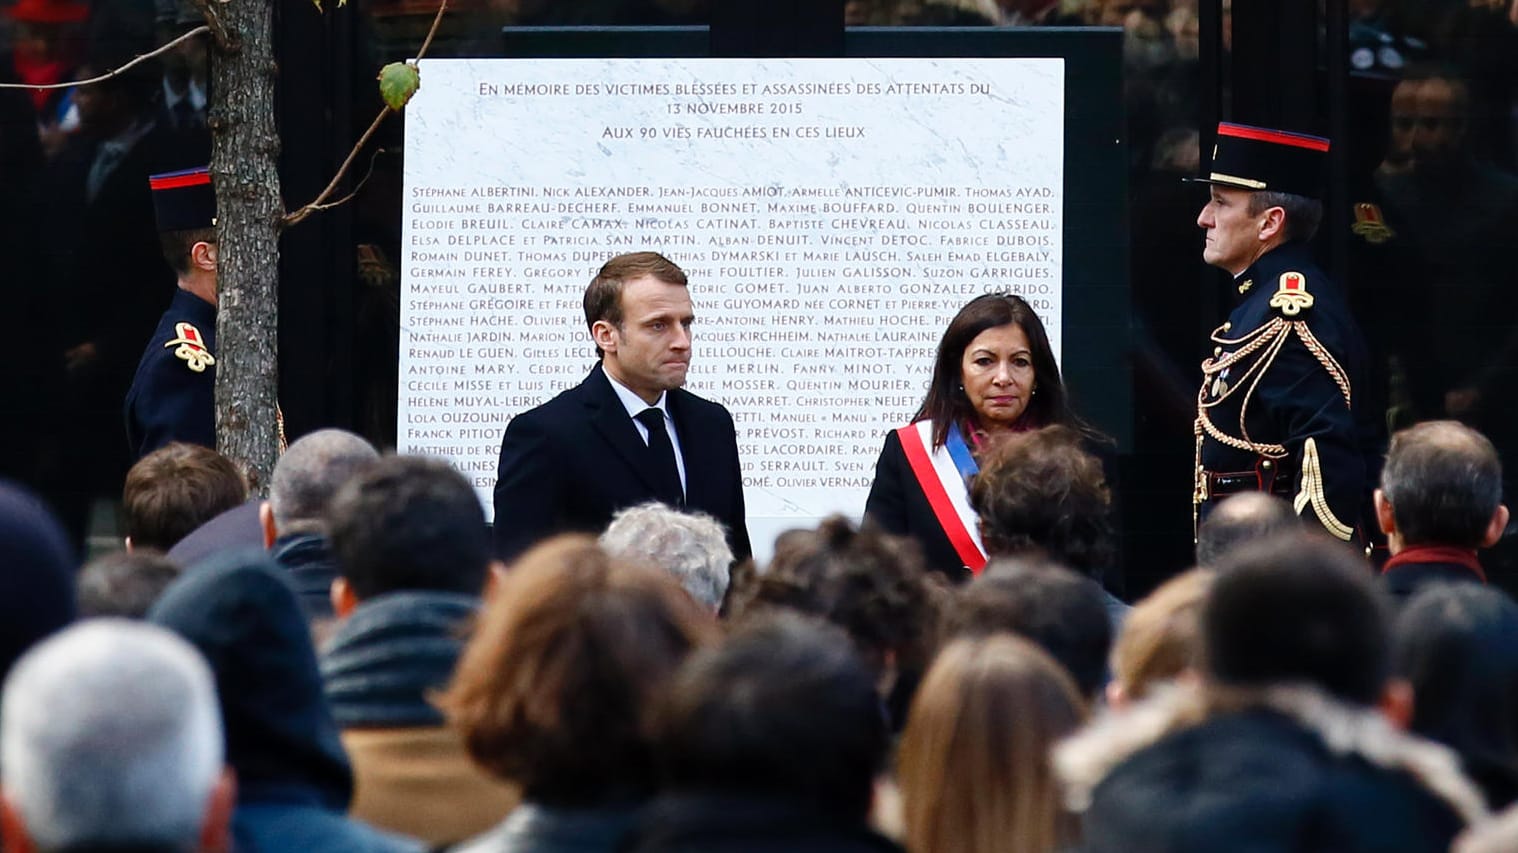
[1189,123,1369,542]
[124,167,218,459]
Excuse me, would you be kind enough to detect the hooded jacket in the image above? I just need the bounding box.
[147,549,422,853]
[1055,683,1487,853]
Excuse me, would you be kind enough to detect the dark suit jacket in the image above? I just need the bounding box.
[493,366,750,561]
[863,428,973,584]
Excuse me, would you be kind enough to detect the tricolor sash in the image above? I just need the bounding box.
[896,420,988,573]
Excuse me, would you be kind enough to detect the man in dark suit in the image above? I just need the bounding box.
[492,252,750,561]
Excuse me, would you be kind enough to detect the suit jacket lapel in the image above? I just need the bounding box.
[584,367,667,495]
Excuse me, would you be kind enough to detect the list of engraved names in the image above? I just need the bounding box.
[400,58,1065,524]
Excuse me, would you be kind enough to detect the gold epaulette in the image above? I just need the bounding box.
[163,322,216,373]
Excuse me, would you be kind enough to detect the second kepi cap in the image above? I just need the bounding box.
[1188,123,1330,199]
[149,167,215,232]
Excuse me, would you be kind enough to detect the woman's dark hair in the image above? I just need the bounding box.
[913,293,1074,449]
[1395,584,1518,808]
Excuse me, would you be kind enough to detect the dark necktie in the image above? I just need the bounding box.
[635,407,685,506]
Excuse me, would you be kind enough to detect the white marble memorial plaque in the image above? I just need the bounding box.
[400,57,1065,556]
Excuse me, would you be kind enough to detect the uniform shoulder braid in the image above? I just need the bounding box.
[1267,271,1314,317]
[164,322,216,373]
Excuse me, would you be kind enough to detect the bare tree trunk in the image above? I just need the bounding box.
[209,0,281,494]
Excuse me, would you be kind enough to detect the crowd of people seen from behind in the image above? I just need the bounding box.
[0,415,1512,852]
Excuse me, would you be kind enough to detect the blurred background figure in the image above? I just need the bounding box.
[730,516,943,731]
[440,536,716,853]
[1193,493,1298,569]
[0,620,234,853]
[149,552,423,853]
[897,635,1086,853]
[1395,584,1518,811]
[1106,567,1213,707]
[629,613,903,853]
[76,550,181,618]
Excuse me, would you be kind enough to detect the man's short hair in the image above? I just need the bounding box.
[2,620,223,851]
[269,428,379,536]
[159,227,215,276]
[1380,420,1504,549]
[1206,534,1388,705]
[652,612,888,822]
[438,536,715,807]
[327,455,491,600]
[582,252,688,358]
[1246,190,1324,243]
[947,557,1113,701]
[1195,493,1300,567]
[969,425,1114,579]
[600,502,733,610]
[123,443,249,552]
[77,551,181,619]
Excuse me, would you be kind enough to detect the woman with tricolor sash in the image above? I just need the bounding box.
[864,293,1087,581]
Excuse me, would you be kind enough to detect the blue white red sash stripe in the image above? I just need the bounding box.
[896,420,988,573]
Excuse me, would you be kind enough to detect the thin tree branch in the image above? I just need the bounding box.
[281,0,449,230]
[0,26,210,91]
[282,108,389,229]
[287,147,389,226]
[415,0,450,62]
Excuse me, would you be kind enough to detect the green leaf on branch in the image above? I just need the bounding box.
[378,62,420,111]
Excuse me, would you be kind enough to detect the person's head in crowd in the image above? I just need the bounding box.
[1207,534,1397,709]
[438,536,715,809]
[258,429,377,626]
[1194,492,1299,567]
[1384,65,1471,177]
[76,551,181,619]
[71,51,162,140]
[898,635,1086,853]
[1193,122,1327,276]
[151,166,217,304]
[734,516,941,725]
[947,556,1111,703]
[969,425,1115,581]
[1108,568,1214,706]
[0,482,76,685]
[651,612,888,825]
[148,551,356,816]
[1376,420,1508,555]
[583,251,693,403]
[0,621,233,853]
[262,428,379,547]
[914,292,1076,450]
[122,442,248,553]
[600,501,733,612]
[1395,584,1518,809]
[5,0,88,72]
[326,455,494,618]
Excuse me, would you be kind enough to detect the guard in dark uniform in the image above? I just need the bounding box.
[1189,123,1369,543]
[124,166,217,459]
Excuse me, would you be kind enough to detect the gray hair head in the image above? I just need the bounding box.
[1381,420,1504,549]
[1196,492,1300,567]
[269,429,379,535]
[601,502,734,610]
[2,620,223,850]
